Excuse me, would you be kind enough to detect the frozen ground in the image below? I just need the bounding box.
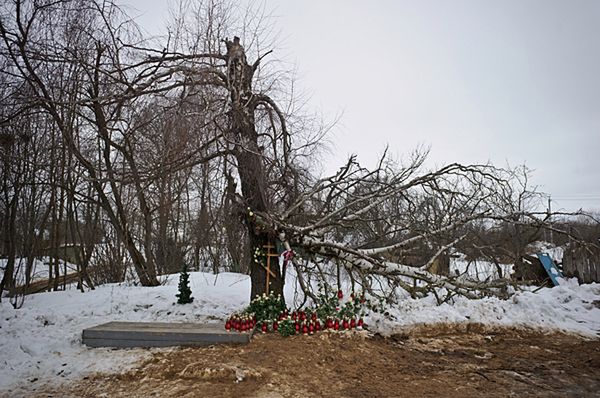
[0,271,599,394]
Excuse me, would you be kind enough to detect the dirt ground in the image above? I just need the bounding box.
[29,324,600,397]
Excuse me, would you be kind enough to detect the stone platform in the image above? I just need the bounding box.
[82,321,252,348]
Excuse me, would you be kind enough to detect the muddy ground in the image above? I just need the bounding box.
[24,324,600,397]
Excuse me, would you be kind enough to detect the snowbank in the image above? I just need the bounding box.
[1,271,599,394]
[0,272,250,394]
[370,279,600,338]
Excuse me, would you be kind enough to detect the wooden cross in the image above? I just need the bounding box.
[262,242,278,294]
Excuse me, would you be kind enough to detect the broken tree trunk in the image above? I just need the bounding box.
[225,37,284,300]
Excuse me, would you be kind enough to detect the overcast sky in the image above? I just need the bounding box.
[122,0,600,212]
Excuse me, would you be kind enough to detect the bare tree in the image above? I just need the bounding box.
[2,0,595,307]
[0,0,221,286]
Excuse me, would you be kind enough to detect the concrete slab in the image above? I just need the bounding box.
[83,321,252,348]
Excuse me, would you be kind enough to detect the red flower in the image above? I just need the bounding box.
[337,290,343,300]
[261,323,268,333]
[350,318,356,329]
[225,321,231,331]
[358,318,364,328]
[273,321,279,331]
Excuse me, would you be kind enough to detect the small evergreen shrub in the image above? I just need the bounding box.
[176,264,194,304]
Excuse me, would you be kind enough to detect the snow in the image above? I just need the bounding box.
[450,256,513,281]
[0,272,250,395]
[1,271,599,394]
[448,245,567,282]
[0,257,78,285]
[532,241,565,262]
[370,278,600,338]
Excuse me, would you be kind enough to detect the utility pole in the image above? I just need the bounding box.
[547,196,553,245]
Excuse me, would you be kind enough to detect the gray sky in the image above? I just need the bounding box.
[123,0,600,212]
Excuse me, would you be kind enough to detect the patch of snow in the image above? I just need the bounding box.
[450,257,513,281]
[0,257,79,286]
[531,241,565,262]
[369,279,600,339]
[0,272,250,394]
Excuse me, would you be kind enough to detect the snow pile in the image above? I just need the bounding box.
[371,278,600,338]
[1,271,599,394]
[531,241,565,262]
[0,272,250,394]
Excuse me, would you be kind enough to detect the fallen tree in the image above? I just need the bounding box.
[247,152,597,303]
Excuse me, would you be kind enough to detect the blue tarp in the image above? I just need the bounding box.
[536,253,563,286]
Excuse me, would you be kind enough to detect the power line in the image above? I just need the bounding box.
[553,198,600,201]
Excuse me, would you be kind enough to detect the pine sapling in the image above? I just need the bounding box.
[176,264,194,304]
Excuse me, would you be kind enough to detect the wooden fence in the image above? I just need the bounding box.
[562,243,600,284]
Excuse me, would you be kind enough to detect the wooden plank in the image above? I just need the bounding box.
[12,271,80,296]
[582,260,591,284]
[82,321,252,348]
[85,321,225,332]
[576,260,586,283]
[260,263,276,278]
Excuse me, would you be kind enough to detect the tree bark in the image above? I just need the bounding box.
[0,195,18,297]
[225,37,284,299]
